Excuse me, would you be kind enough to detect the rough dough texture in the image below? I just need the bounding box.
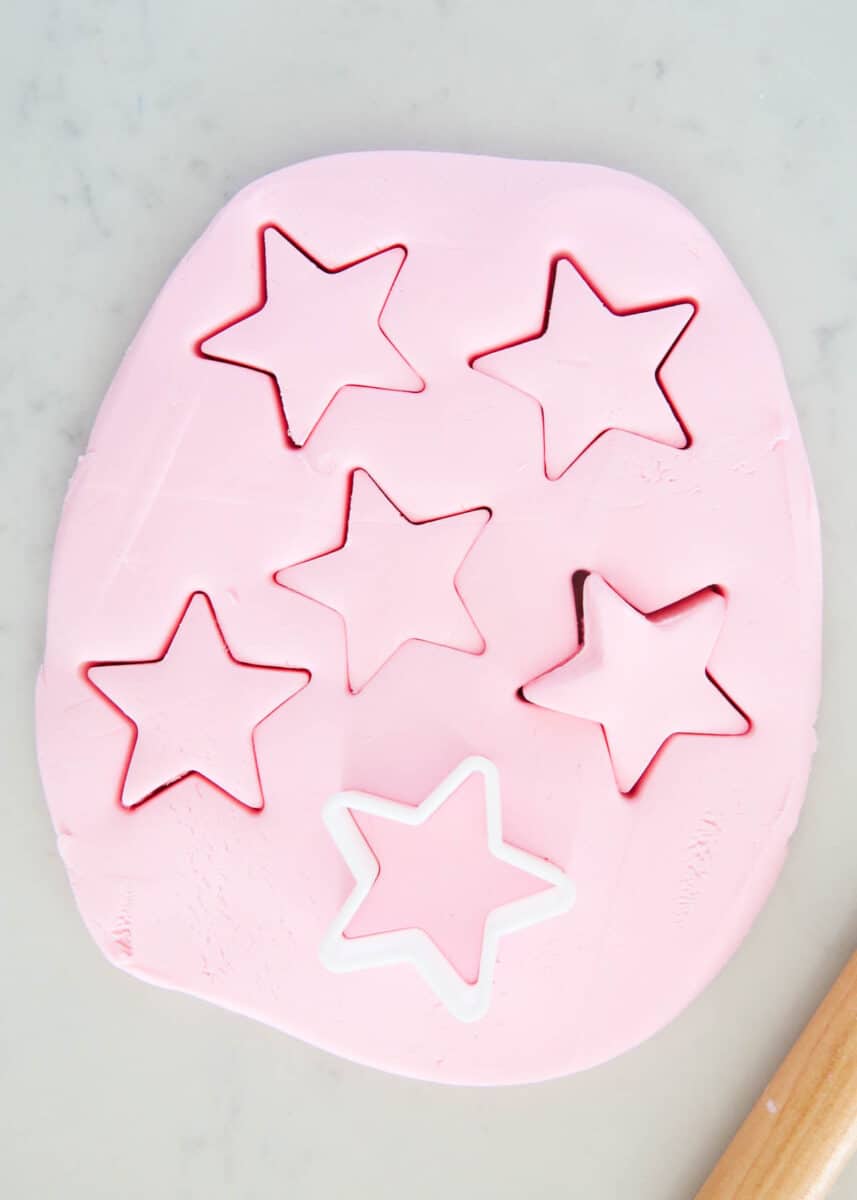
[36,153,821,1085]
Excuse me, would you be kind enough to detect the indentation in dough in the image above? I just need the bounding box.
[522,572,749,794]
[276,469,490,693]
[198,225,424,448]
[471,255,696,480]
[676,812,723,923]
[86,592,310,810]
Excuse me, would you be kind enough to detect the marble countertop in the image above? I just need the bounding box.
[2,1,855,1197]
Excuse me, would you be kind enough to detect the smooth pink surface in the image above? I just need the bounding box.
[36,152,821,1085]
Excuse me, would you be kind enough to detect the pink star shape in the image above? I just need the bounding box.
[523,575,748,793]
[320,757,575,1019]
[88,593,309,808]
[345,768,551,983]
[277,470,488,692]
[473,258,694,478]
[200,227,422,446]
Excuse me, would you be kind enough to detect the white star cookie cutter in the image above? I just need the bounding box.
[319,756,576,1022]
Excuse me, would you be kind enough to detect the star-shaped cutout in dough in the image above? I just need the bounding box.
[472,258,694,479]
[276,470,488,692]
[522,575,748,793]
[88,593,310,809]
[320,756,575,1021]
[200,227,422,446]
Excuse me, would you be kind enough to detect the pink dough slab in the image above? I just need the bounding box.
[36,152,821,1085]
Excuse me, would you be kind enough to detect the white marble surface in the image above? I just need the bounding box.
[2,1,856,1196]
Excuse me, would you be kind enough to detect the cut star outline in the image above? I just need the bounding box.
[319,756,576,1022]
[86,591,310,810]
[276,469,490,693]
[470,254,697,479]
[522,572,750,795]
[198,224,424,448]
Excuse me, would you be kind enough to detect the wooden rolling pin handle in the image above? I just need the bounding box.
[695,950,857,1200]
